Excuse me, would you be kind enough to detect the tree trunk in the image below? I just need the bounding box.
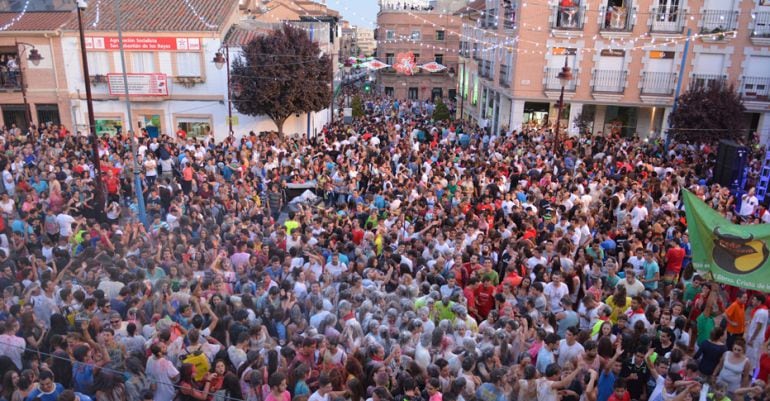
[274,116,288,136]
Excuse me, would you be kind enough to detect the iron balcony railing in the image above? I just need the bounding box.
[690,74,726,90]
[600,5,635,32]
[503,2,516,30]
[545,67,578,91]
[499,65,511,87]
[482,60,494,80]
[650,5,685,33]
[700,9,739,33]
[641,72,676,95]
[592,69,627,93]
[752,11,770,37]
[552,5,584,30]
[0,71,22,90]
[740,76,770,101]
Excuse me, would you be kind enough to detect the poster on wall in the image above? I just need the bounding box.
[107,73,168,96]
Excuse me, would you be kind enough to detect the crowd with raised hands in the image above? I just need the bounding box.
[0,93,768,401]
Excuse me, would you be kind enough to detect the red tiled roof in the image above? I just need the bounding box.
[62,0,238,32]
[0,11,73,31]
[225,25,272,47]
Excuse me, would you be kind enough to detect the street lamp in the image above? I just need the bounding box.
[76,0,106,220]
[554,56,573,153]
[14,41,43,129]
[212,47,234,135]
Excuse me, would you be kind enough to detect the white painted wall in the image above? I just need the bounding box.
[62,36,328,143]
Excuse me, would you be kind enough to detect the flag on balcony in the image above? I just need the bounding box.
[365,59,390,70]
[394,52,418,76]
[419,61,447,73]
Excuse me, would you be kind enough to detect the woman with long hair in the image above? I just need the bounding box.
[0,371,19,401]
[605,286,629,323]
[125,357,151,401]
[214,373,244,401]
[177,363,215,401]
[94,370,128,401]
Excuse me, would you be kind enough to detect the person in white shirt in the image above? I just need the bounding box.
[617,268,646,297]
[0,318,25,370]
[630,199,649,230]
[324,253,347,278]
[747,293,769,370]
[544,272,569,313]
[56,211,78,238]
[557,326,585,366]
[739,188,759,218]
[146,343,180,401]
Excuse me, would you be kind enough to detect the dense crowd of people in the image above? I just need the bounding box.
[0,92,768,401]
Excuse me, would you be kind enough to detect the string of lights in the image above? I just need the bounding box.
[0,0,31,32]
[181,0,219,30]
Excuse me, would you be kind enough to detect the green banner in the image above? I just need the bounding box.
[683,189,770,292]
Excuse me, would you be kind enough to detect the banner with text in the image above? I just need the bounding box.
[107,73,168,96]
[683,189,770,292]
[86,37,201,51]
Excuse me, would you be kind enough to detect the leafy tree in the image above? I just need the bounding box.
[668,83,747,143]
[572,111,594,135]
[230,25,332,135]
[433,98,450,121]
[351,95,365,118]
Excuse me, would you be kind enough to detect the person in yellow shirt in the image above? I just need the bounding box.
[605,286,631,323]
[284,211,299,235]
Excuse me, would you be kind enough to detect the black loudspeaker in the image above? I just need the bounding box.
[714,140,749,190]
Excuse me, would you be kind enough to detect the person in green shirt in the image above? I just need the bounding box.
[284,211,300,235]
[432,296,457,322]
[683,275,704,304]
[480,259,499,286]
[695,288,717,347]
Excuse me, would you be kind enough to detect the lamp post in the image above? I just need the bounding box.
[76,0,105,220]
[212,47,234,135]
[553,56,573,154]
[14,41,42,130]
[449,62,465,121]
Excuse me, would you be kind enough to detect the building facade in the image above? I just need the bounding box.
[0,11,73,130]
[460,0,770,143]
[376,4,463,101]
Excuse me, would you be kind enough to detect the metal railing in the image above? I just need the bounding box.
[690,74,726,90]
[0,70,22,90]
[752,11,770,37]
[485,8,498,29]
[499,65,511,87]
[650,6,685,33]
[552,5,584,30]
[503,3,516,30]
[700,9,739,33]
[545,67,578,91]
[592,69,627,93]
[601,5,634,31]
[740,76,770,101]
[641,71,676,95]
[482,60,494,80]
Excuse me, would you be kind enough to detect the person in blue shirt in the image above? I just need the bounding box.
[598,343,625,401]
[25,370,63,401]
[536,333,560,374]
[475,368,508,401]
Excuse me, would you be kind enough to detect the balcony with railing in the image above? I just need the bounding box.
[499,65,511,87]
[650,6,685,33]
[641,72,676,95]
[592,69,627,93]
[0,70,22,91]
[503,2,516,30]
[481,60,494,80]
[690,74,726,90]
[700,9,739,33]
[545,67,578,91]
[552,5,584,30]
[600,5,634,32]
[740,76,770,101]
[752,11,770,38]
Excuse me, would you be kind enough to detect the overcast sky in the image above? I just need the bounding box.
[331,0,379,28]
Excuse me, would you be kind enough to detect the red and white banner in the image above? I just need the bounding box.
[86,37,201,51]
[394,52,417,75]
[365,59,390,70]
[419,61,447,73]
[107,73,168,96]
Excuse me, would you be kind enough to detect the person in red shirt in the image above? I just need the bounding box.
[663,240,685,296]
[104,169,120,202]
[474,275,496,319]
[176,125,187,141]
[607,379,630,401]
[463,276,479,320]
